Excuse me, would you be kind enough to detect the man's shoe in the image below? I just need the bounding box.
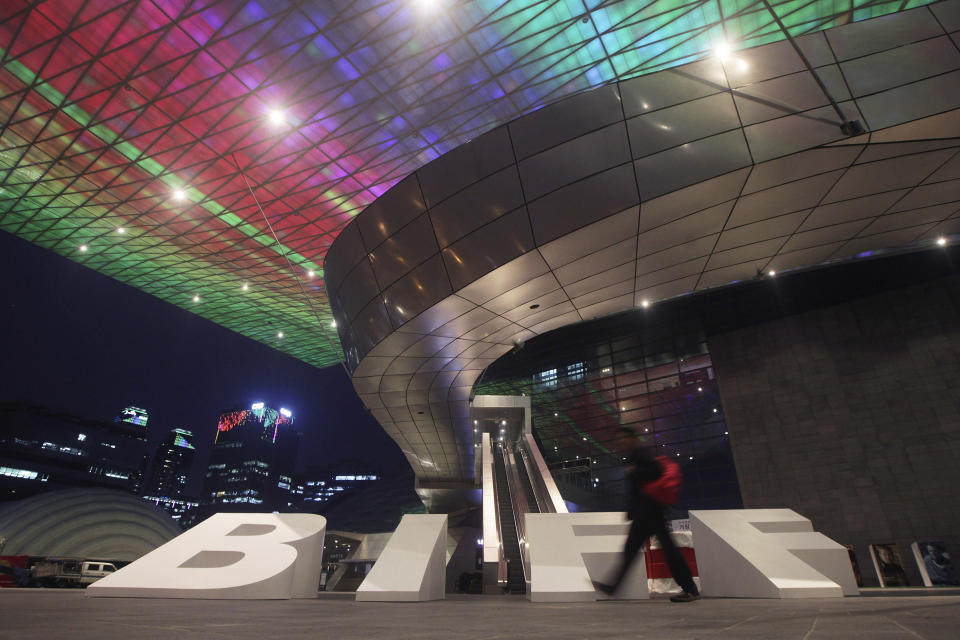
[593,581,616,596]
[669,591,700,602]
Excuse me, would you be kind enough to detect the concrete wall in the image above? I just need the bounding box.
[709,274,960,587]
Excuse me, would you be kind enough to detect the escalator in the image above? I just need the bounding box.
[493,446,526,594]
[483,431,566,595]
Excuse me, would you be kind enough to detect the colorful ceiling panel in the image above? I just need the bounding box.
[0,0,935,368]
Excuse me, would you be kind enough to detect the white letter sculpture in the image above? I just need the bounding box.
[690,509,858,598]
[356,513,447,601]
[526,512,647,602]
[86,513,326,599]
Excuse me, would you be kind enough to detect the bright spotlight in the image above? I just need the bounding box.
[267,108,286,126]
[714,42,731,62]
[640,299,650,308]
[173,189,187,202]
[413,0,441,14]
[937,236,948,246]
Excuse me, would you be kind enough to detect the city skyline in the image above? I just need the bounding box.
[0,230,408,499]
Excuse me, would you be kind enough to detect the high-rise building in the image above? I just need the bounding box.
[114,406,151,494]
[201,403,299,510]
[0,402,148,500]
[143,429,196,499]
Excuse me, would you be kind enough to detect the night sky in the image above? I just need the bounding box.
[0,230,407,495]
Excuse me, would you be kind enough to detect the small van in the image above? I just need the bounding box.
[80,561,117,585]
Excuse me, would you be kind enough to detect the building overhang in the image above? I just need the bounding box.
[325,6,960,483]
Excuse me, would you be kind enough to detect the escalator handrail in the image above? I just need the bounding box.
[520,433,568,513]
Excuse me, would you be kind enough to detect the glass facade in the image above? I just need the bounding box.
[476,313,742,517]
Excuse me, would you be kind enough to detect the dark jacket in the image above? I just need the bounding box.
[626,444,663,520]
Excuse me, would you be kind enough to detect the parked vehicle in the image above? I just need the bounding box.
[79,561,117,585]
[32,558,117,587]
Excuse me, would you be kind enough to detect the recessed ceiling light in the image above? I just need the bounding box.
[173,189,186,202]
[79,245,88,252]
[242,283,249,291]
[768,270,776,277]
[116,227,125,234]
[640,299,650,308]
[308,270,315,278]
[937,236,947,246]
[277,331,284,338]
[192,295,199,303]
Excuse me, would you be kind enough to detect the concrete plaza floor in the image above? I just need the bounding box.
[2,590,959,639]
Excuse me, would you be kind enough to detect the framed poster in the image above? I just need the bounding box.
[911,542,960,587]
[870,543,909,587]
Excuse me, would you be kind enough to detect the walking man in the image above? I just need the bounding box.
[596,427,700,602]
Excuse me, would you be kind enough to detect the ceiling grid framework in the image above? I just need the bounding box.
[1,0,943,368]
[326,3,960,482]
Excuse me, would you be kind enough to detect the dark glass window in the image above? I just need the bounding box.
[475,312,741,517]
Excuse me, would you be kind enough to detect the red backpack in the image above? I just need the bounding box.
[642,455,683,505]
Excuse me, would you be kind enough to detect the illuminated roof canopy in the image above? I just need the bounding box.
[0,0,943,367]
